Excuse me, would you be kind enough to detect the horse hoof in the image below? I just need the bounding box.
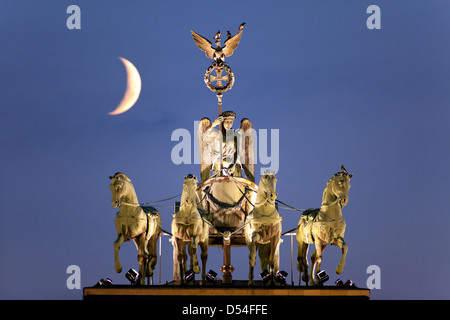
[193,266,200,274]
[115,265,123,273]
[309,280,320,286]
[336,265,344,274]
[248,280,253,286]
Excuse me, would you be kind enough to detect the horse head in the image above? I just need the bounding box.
[258,170,278,205]
[181,174,198,207]
[109,172,131,208]
[329,166,353,208]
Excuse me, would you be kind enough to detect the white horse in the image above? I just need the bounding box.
[171,174,210,284]
[296,167,352,285]
[109,172,162,285]
[244,171,282,285]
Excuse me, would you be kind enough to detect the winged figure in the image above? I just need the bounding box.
[191,23,245,65]
[197,111,255,182]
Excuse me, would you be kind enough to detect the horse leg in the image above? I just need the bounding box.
[296,239,309,285]
[256,243,268,285]
[258,243,273,286]
[181,242,188,281]
[311,242,327,285]
[199,241,208,285]
[172,238,180,282]
[309,248,317,285]
[175,238,186,284]
[248,232,260,285]
[274,242,280,274]
[317,243,327,282]
[333,237,348,275]
[190,237,200,274]
[147,235,159,284]
[134,233,147,286]
[113,233,125,273]
[268,236,280,285]
[258,244,268,274]
[248,247,255,286]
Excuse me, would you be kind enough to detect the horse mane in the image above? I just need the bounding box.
[321,176,335,205]
[113,172,131,182]
[262,170,275,176]
[321,172,347,204]
[112,172,137,202]
[180,181,188,207]
[180,176,197,208]
[254,171,276,206]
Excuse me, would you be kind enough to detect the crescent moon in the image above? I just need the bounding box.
[108,57,142,115]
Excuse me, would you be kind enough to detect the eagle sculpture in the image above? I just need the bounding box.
[191,23,245,65]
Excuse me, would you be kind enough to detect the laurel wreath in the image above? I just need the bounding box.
[204,62,235,93]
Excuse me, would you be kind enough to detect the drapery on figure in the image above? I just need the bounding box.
[198,111,255,182]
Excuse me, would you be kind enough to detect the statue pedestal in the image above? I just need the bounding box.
[84,284,369,318]
[84,283,370,300]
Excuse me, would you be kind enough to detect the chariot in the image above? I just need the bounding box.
[196,175,258,283]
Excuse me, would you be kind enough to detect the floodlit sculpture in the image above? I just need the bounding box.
[197,111,255,182]
[109,172,162,285]
[100,22,363,291]
[171,174,210,284]
[244,171,282,285]
[296,166,353,286]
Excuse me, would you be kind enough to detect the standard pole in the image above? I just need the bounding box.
[217,93,222,115]
[159,234,162,284]
[290,233,294,285]
[217,93,223,175]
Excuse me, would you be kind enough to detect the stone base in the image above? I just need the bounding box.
[83,280,370,301]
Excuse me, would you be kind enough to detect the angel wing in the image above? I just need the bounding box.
[191,30,215,59]
[222,29,243,57]
[198,117,214,182]
[236,118,255,182]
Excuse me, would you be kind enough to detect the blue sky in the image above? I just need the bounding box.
[1,0,449,299]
